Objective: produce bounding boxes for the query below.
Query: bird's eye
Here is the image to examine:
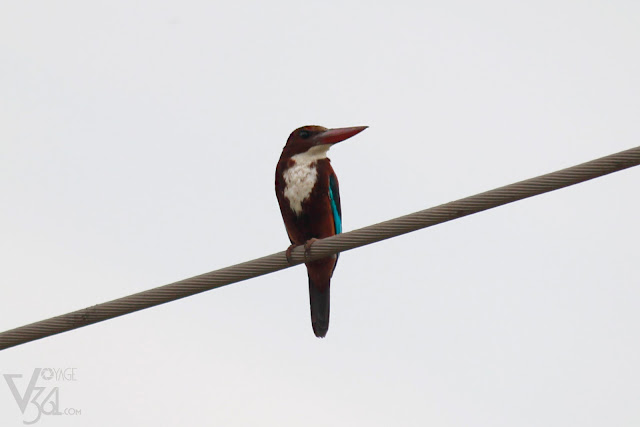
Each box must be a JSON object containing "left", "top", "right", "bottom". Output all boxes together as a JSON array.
[{"left": 299, "top": 130, "right": 311, "bottom": 139}]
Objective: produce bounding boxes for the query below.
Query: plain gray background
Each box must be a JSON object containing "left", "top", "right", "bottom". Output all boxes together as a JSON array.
[{"left": 1, "top": 1, "right": 639, "bottom": 425}]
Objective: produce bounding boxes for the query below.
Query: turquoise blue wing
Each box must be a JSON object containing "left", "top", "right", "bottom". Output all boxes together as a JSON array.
[{"left": 328, "top": 173, "right": 342, "bottom": 235}]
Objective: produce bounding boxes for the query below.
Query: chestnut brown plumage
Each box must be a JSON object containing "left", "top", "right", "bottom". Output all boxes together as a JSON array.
[{"left": 275, "top": 125, "right": 367, "bottom": 337}]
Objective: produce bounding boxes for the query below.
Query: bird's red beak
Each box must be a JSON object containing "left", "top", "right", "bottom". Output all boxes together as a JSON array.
[{"left": 315, "top": 126, "right": 368, "bottom": 146}]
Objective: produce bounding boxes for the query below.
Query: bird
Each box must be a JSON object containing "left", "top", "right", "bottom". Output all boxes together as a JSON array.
[{"left": 275, "top": 125, "right": 368, "bottom": 337}]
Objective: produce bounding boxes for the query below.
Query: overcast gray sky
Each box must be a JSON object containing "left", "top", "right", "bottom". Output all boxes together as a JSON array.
[{"left": 2, "top": 1, "right": 640, "bottom": 426}]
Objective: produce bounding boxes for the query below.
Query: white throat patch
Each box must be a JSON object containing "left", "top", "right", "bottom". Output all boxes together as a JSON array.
[{"left": 283, "top": 145, "right": 331, "bottom": 215}]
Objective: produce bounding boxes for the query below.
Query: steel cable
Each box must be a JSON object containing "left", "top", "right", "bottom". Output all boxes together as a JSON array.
[{"left": 1, "top": 145, "right": 639, "bottom": 351}]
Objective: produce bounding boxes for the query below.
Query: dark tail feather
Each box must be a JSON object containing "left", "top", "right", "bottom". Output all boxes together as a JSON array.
[{"left": 309, "top": 277, "right": 330, "bottom": 338}]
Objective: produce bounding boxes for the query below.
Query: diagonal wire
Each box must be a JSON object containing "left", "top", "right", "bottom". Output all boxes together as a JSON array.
[{"left": 1, "top": 146, "right": 639, "bottom": 351}]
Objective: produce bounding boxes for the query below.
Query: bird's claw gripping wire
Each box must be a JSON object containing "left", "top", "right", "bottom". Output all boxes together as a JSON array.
[
  {"left": 285, "top": 238, "right": 318, "bottom": 264},
  {"left": 303, "top": 238, "right": 318, "bottom": 262},
  {"left": 285, "top": 244, "right": 297, "bottom": 265}
]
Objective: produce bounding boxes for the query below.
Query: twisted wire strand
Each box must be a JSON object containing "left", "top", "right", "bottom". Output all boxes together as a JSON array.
[{"left": 1, "top": 146, "right": 638, "bottom": 351}]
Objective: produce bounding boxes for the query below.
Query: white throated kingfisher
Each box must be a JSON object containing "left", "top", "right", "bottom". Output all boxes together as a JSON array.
[{"left": 275, "top": 125, "right": 368, "bottom": 337}]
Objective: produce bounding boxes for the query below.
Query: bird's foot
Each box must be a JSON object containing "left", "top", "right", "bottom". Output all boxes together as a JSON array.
[
  {"left": 285, "top": 244, "right": 297, "bottom": 265},
  {"left": 303, "top": 238, "right": 318, "bottom": 262},
  {"left": 285, "top": 238, "right": 319, "bottom": 264}
]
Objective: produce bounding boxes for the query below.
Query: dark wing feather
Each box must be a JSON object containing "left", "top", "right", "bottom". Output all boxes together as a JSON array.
[{"left": 328, "top": 173, "right": 342, "bottom": 235}]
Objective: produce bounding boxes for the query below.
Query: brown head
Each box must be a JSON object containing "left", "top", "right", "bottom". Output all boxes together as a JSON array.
[{"left": 280, "top": 125, "right": 368, "bottom": 159}]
